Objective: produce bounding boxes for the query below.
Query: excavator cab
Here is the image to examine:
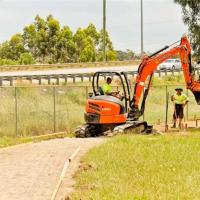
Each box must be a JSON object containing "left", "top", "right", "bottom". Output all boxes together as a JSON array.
[
  {"left": 87, "top": 71, "right": 131, "bottom": 123},
  {"left": 91, "top": 71, "right": 131, "bottom": 108},
  {"left": 75, "top": 71, "right": 132, "bottom": 137}
]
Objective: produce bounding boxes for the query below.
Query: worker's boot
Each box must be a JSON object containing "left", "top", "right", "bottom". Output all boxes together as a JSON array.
[
  {"left": 178, "top": 123, "right": 182, "bottom": 129},
  {"left": 171, "top": 123, "right": 176, "bottom": 128}
]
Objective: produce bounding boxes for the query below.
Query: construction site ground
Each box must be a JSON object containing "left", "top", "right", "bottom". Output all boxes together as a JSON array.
[{"left": 154, "top": 120, "right": 200, "bottom": 134}]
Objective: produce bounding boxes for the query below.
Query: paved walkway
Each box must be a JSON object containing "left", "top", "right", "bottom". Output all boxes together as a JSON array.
[{"left": 0, "top": 138, "right": 104, "bottom": 200}]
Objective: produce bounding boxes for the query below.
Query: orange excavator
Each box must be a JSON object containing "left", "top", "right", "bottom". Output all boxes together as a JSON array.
[{"left": 75, "top": 35, "right": 200, "bottom": 137}]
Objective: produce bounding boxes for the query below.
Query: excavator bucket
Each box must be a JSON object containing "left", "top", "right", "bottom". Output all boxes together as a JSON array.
[{"left": 192, "top": 91, "right": 200, "bottom": 105}]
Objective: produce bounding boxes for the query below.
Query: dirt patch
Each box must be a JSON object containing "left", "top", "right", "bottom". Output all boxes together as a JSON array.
[{"left": 154, "top": 120, "right": 200, "bottom": 135}]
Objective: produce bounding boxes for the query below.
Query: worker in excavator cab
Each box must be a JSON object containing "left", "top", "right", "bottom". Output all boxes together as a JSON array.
[
  {"left": 102, "top": 77, "right": 120, "bottom": 97},
  {"left": 171, "top": 88, "right": 189, "bottom": 128}
]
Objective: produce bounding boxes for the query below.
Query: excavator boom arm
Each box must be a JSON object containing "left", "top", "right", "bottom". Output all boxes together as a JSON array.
[{"left": 131, "top": 36, "right": 200, "bottom": 120}]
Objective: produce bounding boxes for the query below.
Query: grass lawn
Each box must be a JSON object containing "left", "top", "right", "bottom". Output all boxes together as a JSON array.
[{"left": 72, "top": 133, "right": 200, "bottom": 200}]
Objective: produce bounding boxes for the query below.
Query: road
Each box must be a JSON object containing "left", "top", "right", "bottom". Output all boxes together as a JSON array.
[
  {"left": 0, "top": 65, "right": 138, "bottom": 77},
  {"left": 0, "top": 138, "right": 105, "bottom": 200}
]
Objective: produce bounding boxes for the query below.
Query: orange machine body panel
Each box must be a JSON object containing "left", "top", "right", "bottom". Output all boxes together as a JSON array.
[{"left": 85, "top": 98, "right": 127, "bottom": 124}]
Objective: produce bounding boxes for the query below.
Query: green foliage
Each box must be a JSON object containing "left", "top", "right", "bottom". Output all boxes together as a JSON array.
[
  {"left": 0, "top": 59, "right": 18, "bottom": 65},
  {"left": 0, "top": 34, "right": 26, "bottom": 61},
  {"left": 174, "top": 0, "right": 200, "bottom": 60},
  {"left": 19, "top": 53, "right": 36, "bottom": 65},
  {"left": 97, "top": 29, "right": 117, "bottom": 61},
  {"left": 0, "top": 15, "right": 117, "bottom": 64},
  {"left": 106, "top": 50, "right": 117, "bottom": 61}
]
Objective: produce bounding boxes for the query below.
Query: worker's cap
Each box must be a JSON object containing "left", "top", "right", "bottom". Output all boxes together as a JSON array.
[{"left": 175, "top": 88, "right": 183, "bottom": 91}]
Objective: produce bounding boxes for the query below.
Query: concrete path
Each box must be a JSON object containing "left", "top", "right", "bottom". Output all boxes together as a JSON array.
[{"left": 0, "top": 138, "right": 105, "bottom": 200}]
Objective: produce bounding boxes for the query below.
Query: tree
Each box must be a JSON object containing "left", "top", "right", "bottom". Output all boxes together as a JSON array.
[
  {"left": 97, "top": 29, "right": 117, "bottom": 61},
  {"left": 56, "top": 26, "right": 76, "bottom": 63},
  {"left": 23, "top": 24, "right": 37, "bottom": 57},
  {"left": 79, "top": 37, "right": 96, "bottom": 62},
  {"left": 74, "top": 28, "right": 96, "bottom": 62},
  {"left": 0, "top": 34, "right": 26, "bottom": 61},
  {"left": 46, "top": 15, "right": 61, "bottom": 63},
  {"left": 174, "top": 0, "right": 200, "bottom": 60},
  {"left": 84, "top": 23, "right": 100, "bottom": 46}
]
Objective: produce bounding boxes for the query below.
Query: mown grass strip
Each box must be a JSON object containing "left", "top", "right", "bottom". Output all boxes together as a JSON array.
[{"left": 0, "top": 132, "right": 69, "bottom": 148}]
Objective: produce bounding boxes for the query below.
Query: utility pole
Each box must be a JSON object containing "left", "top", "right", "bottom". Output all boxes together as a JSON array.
[
  {"left": 103, "top": 0, "right": 106, "bottom": 61},
  {"left": 141, "top": 0, "right": 144, "bottom": 56}
]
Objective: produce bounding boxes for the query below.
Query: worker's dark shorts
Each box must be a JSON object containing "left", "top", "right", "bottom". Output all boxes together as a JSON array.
[{"left": 173, "top": 104, "right": 184, "bottom": 119}]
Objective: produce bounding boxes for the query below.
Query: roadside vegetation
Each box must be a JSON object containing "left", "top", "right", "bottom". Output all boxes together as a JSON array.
[{"left": 72, "top": 133, "right": 200, "bottom": 199}]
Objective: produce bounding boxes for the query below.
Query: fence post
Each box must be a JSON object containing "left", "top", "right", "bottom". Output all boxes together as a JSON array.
[
  {"left": 85, "top": 86, "right": 88, "bottom": 99},
  {"left": 165, "top": 86, "right": 169, "bottom": 132},
  {"left": 53, "top": 86, "right": 56, "bottom": 133},
  {"left": 14, "top": 87, "right": 18, "bottom": 136}
]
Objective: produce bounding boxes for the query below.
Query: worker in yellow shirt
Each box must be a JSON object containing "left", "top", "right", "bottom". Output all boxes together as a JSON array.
[
  {"left": 102, "top": 77, "right": 120, "bottom": 97},
  {"left": 171, "top": 88, "right": 189, "bottom": 128}
]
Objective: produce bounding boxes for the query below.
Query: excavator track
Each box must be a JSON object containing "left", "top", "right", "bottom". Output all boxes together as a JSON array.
[
  {"left": 113, "top": 121, "right": 153, "bottom": 134},
  {"left": 75, "top": 124, "right": 103, "bottom": 138},
  {"left": 75, "top": 121, "right": 153, "bottom": 138}
]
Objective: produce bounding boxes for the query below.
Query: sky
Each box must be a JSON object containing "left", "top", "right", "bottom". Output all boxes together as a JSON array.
[{"left": 0, "top": 0, "right": 187, "bottom": 53}]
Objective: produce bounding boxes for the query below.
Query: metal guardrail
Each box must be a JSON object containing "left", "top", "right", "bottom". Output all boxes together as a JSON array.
[{"left": 0, "top": 68, "right": 199, "bottom": 86}]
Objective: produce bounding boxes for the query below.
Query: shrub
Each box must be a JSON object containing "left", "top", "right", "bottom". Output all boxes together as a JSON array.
[{"left": 19, "top": 53, "right": 36, "bottom": 65}]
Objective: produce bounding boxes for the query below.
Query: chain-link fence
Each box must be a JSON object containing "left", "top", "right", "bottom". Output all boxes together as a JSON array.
[{"left": 0, "top": 85, "right": 199, "bottom": 137}]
